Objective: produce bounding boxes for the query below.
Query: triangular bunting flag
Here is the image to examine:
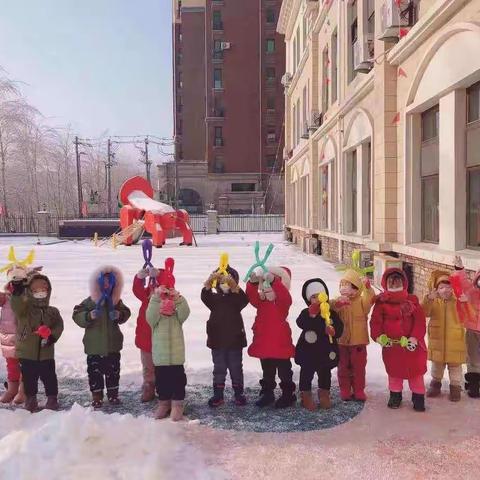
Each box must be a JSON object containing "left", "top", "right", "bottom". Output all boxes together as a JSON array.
[
  {"left": 392, "top": 112, "right": 400, "bottom": 124},
  {"left": 397, "top": 67, "right": 407, "bottom": 78}
]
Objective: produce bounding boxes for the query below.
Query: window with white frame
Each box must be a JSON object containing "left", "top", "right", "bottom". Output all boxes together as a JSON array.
[
  {"left": 346, "top": 149, "right": 358, "bottom": 233},
  {"left": 293, "top": 37, "right": 297, "bottom": 73},
  {"left": 467, "top": 82, "right": 480, "bottom": 249},
  {"left": 320, "top": 162, "right": 333, "bottom": 230},
  {"left": 300, "top": 174, "right": 309, "bottom": 228},
  {"left": 331, "top": 30, "right": 338, "bottom": 103},
  {"left": 322, "top": 46, "right": 329, "bottom": 113},
  {"left": 296, "top": 98, "right": 301, "bottom": 145},
  {"left": 365, "top": 141, "right": 372, "bottom": 236},
  {"left": 296, "top": 28, "right": 301, "bottom": 68},
  {"left": 421, "top": 105, "right": 439, "bottom": 243},
  {"left": 348, "top": 0, "right": 358, "bottom": 83},
  {"left": 292, "top": 103, "right": 296, "bottom": 148},
  {"left": 302, "top": 15, "right": 307, "bottom": 52},
  {"left": 302, "top": 86, "right": 307, "bottom": 137}
]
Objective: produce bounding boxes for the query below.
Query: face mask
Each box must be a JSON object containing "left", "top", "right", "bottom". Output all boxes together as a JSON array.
[
  {"left": 340, "top": 284, "right": 356, "bottom": 298},
  {"left": 33, "top": 291, "right": 48, "bottom": 299},
  {"left": 219, "top": 284, "right": 230, "bottom": 294},
  {"left": 437, "top": 284, "right": 453, "bottom": 300},
  {"left": 387, "top": 286, "right": 403, "bottom": 293}
]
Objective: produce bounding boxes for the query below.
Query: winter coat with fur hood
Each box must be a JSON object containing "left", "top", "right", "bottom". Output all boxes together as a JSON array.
[
  {"left": 332, "top": 269, "right": 375, "bottom": 346},
  {"left": 10, "top": 274, "right": 64, "bottom": 361},
  {"left": 0, "top": 292, "right": 17, "bottom": 358},
  {"left": 370, "top": 268, "right": 427, "bottom": 379},
  {"left": 73, "top": 266, "right": 131, "bottom": 356}
]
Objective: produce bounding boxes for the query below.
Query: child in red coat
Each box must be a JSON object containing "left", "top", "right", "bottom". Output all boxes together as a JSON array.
[
  {"left": 246, "top": 266, "right": 296, "bottom": 408},
  {"left": 132, "top": 265, "right": 164, "bottom": 402},
  {"left": 370, "top": 268, "right": 427, "bottom": 412}
]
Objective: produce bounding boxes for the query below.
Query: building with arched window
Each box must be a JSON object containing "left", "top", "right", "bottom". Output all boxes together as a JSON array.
[{"left": 279, "top": 0, "right": 480, "bottom": 296}]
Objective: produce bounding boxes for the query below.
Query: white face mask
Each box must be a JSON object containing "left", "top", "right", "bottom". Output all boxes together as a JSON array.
[
  {"left": 219, "top": 284, "right": 230, "bottom": 294},
  {"left": 387, "top": 286, "right": 403, "bottom": 293},
  {"left": 33, "top": 291, "right": 48, "bottom": 299}
]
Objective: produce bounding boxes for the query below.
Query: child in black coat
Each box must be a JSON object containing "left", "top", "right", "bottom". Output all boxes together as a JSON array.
[
  {"left": 201, "top": 265, "right": 249, "bottom": 407},
  {"left": 295, "top": 278, "right": 343, "bottom": 411}
]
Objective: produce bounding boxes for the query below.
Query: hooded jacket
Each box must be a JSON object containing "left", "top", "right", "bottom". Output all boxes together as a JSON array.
[
  {"left": 10, "top": 273, "right": 64, "bottom": 361},
  {"left": 422, "top": 270, "right": 466, "bottom": 364},
  {"left": 370, "top": 268, "right": 427, "bottom": 379},
  {"left": 246, "top": 268, "right": 295, "bottom": 360},
  {"left": 295, "top": 278, "right": 344, "bottom": 369},
  {"left": 0, "top": 291, "right": 17, "bottom": 358},
  {"left": 332, "top": 269, "right": 375, "bottom": 346},
  {"left": 72, "top": 266, "right": 131, "bottom": 356}
]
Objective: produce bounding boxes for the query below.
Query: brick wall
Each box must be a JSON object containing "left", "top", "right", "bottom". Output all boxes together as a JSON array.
[
  {"left": 341, "top": 241, "right": 364, "bottom": 264},
  {"left": 318, "top": 235, "right": 339, "bottom": 262}
]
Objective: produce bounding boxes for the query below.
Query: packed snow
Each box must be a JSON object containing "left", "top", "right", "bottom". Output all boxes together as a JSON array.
[{"left": 0, "top": 234, "right": 479, "bottom": 480}]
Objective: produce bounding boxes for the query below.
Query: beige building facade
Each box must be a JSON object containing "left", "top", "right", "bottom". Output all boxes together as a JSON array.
[{"left": 278, "top": 0, "right": 480, "bottom": 296}]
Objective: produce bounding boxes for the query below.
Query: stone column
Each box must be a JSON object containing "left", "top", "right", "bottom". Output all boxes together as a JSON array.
[
  {"left": 207, "top": 209, "right": 218, "bottom": 235},
  {"left": 37, "top": 210, "right": 51, "bottom": 237}
]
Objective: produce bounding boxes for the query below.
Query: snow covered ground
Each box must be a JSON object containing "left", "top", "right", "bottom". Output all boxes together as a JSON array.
[{"left": 0, "top": 233, "right": 479, "bottom": 480}]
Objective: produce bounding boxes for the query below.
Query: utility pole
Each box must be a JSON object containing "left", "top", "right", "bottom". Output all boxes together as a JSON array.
[
  {"left": 144, "top": 137, "right": 151, "bottom": 183},
  {"left": 106, "top": 138, "right": 113, "bottom": 216},
  {"left": 74, "top": 136, "right": 83, "bottom": 218}
]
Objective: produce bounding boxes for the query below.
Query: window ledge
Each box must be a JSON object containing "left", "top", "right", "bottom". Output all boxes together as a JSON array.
[
  {"left": 287, "top": 47, "right": 310, "bottom": 96},
  {"left": 391, "top": 242, "right": 480, "bottom": 271}
]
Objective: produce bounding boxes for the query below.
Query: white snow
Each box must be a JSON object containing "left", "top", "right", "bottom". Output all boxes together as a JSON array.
[
  {"left": 127, "top": 190, "right": 175, "bottom": 214},
  {"left": 0, "top": 233, "right": 479, "bottom": 480}
]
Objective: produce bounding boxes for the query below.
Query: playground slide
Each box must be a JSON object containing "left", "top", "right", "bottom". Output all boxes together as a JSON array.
[{"left": 127, "top": 190, "right": 175, "bottom": 215}]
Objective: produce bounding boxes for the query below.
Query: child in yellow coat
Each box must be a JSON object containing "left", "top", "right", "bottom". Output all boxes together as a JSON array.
[
  {"left": 422, "top": 270, "right": 466, "bottom": 402},
  {"left": 331, "top": 269, "right": 375, "bottom": 401}
]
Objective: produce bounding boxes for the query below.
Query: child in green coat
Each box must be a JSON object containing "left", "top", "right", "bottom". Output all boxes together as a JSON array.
[
  {"left": 73, "top": 266, "right": 131, "bottom": 408},
  {"left": 146, "top": 258, "right": 190, "bottom": 421},
  {"left": 11, "top": 273, "right": 64, "bottom": 413}
]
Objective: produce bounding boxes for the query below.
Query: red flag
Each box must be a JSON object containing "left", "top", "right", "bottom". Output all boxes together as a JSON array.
[
  {"left": 81, "top": 201, "right": 88, "bottom": 218},
  {"left": 325, "top": 77, "right": 331, "bottom": 84},
  {"left": 392, "top": 112, "right": 400, "bottom": 124},
  {"left": 0, "top": 204, "right": 4, "bottom": 217},
  {"left": 399, "top": 28, "right": 409, "bottom": 39},
  {"left": 394, "top": 0, "right": 402, "bottom": 7},
  {"left": 397, "top": 67, "right": 407, "bottom": 78}
]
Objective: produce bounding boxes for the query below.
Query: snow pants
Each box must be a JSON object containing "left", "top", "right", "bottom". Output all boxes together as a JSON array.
[
  {"left": 87, "top": 353, "right": 121, "bottom": 395},
  {"left": 19, "top": 358, "right": 58, "bottom": 396}
]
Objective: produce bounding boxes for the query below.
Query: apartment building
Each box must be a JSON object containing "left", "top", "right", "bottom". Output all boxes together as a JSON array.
[
  {"left": 170, "top": 0, "right": 286, "bottom": 214},
  {"left": 279, "top": 0, "right": 480, "bottom": 295}
]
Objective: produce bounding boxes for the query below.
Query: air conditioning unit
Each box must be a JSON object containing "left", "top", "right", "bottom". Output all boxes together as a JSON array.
[
  {"left": 373, "top": 254, "right": 403, "bottom": 289},
  {"left": 379, "top": 0, "right": 412, "bottom": 41},
  {"left": 220, "top": 42, "right": 231, "bottom": 50},
  {"left": 308, "top": 110, "right": 322, "bottom": 133},
  {"left": 281, "top": 72, "right": 293, "bottom": 87},
  {"left": 306, "top": 237, "right": 320, "bottom": 255},
  {"left": 354, "top": 33, "right": 374, "bottom": 74}
]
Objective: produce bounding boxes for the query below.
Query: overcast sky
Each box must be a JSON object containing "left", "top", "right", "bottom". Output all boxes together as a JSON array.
[{"left": 0, "top": 0, "right": 173, "bottom": 140}]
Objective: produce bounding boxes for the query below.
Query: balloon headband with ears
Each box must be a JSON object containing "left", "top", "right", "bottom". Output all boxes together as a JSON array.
[
  {"left": 244, "top": 241, "right": 274, "bottom": 289},
  {"left": 335, "top": 249, "right": 374, "bottom": 277},
  {"left": 0, "top": 247, "right": 35, "bottom": 274},
  {"left": 159, "top": 258, "right": 175, "bottom": 289},
  {"left": 212, "top": 252, "right": 229, "bottom": 289}
]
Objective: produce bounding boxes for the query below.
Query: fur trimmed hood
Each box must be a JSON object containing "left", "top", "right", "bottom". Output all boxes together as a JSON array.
[
  {"left": 89, "top": 265, "right": 124, "bottom": 305},
  {"left": 267, "top": 266, "right": 291, "bottom": 291}
]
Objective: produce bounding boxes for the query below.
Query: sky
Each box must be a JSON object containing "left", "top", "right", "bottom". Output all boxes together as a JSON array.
[{"left": 0, "top": 0, "right": 173, "bottom": 141}]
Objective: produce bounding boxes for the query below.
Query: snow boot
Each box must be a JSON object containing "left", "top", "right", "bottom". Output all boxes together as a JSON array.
[
  {"left": 412, "top": 393, "right": 426, "bottom": 412},
  {"left": 91, "top": 391, "right": 104, "bottom": 409},
  {"left": 0, "top": 381, "right": 19, "bottom": 403},
  {"left": 155, "top": 400, "right": 171, "bottom": 419},
  {"left": 107, "top": 389, "right": 121, "bottom": 405},
  {"left": 426, "top": 380, "right": 442, "bottom": 398},
  {"left": 353, "top": 388, "right": 367, "bottom": 402},
  {"left": 24, "top": 395, "right": 39, "bottom": 413},
  {"left": 233, "top": 384, "right": 247, "bottom": 406},
  {"left": 275, "top": 381, "right": 296, "bottom": 409},
  {"left": 255, "top": 390, "right": 275, "bottom": 408},
  {"left": 45, "top": 395, "right": 59, "bottom": 411},
  {"left": 208, "top": 384, "right": 225, "bottom": 408},
  {"left": 449, "top": 384, "right": 461, "bottom": 402},
  {"left": 300, "top": 391, "right": 316, "bottom": 411},
  {"left": 13, "top": 381, "right": 26, "bottom": 405},
  {"left": 387, "top": 391, "right": 402, "bottom": 409},
  {"left": 170, "top": 400, "right": 184, "bottom": 422},
  {"left": 318, "top": 389, "right": 331, "bottom": 410},
  {"left": 465, "top": 372, "right": 480, "bottom": 398},
  {"left": 141, "top": 382, "right": 156, "bottom": 403}
]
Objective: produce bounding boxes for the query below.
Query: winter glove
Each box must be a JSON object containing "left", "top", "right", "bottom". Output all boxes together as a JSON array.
[
  {"left": 109, "top": 310, "right": 120, "bottom": 322},
  {"left": 249, "top": 272, "right": 260, "bottom": 284},
  {"left": 363, "top": 277, "right": 371, "bottom": 290},
  {"left": 264, "top": 272, "right": 274, "bottom": 285},
  {"left": 137, "top": 268, "right": 149, "bottom": 280},
  {"left": 308, "top": 303, "right": 320, "bottom": 317},
  {"left": 160, "top": 298, "right": 175, "bottom": 316},
  {"left": 41, "top": 335, "right": 56, "bottom": 348},
  {"left": 226, "top": 275, "right": 239, "bottom": 292},
  {"left": 454, "top": 255, "right": 464, "bottom": 270},
  {"left": 204, "top": 273, "right": 217, "bottom": 290},
  {"left": 10, "top": 281, "right": 25, "bottom": 296},
  {"left": 90, "top": 310, "right": 97, "bottom": 320},
  {"left": 427, "top": 290, "right": 438, "bottom": 301},
  {"left": 458, "top": 294, "right": 469, "bottom": 303},
  {"left": 334, "top": 296, "right": 351, "bottom": 309},
  {"left": 148, "top": 267, "right": 160, "bottom": 279},
  {"left": 325, "top": 326, "right": 336, "bottom": 337},
  {"left": 406, "top": 337, "right": 418, "bottom": 352},
  {"left": 376, "top": 334, "right": 392, "bottom": 348}
]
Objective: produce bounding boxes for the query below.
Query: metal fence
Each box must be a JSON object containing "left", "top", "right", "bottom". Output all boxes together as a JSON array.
[{"left": 0, "top": 214, "right": 285, "bottom": 235}]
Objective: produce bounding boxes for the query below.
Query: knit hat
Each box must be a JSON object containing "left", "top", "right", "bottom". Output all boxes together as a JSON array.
[
  {"left": 427, "top": 270, "right": 451, "bottom": 290},
  {"left": 302, "top": 278, "right": 329, "bottom": 304},
  {"left": 341, "top": 269, "right": 363, "bottom": 290},
  {"left": 159, "top": 258, "right": 175, "bottom": 288},
  {"left": 268, "top": 266, "right": 291, "bottom": 290}
]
